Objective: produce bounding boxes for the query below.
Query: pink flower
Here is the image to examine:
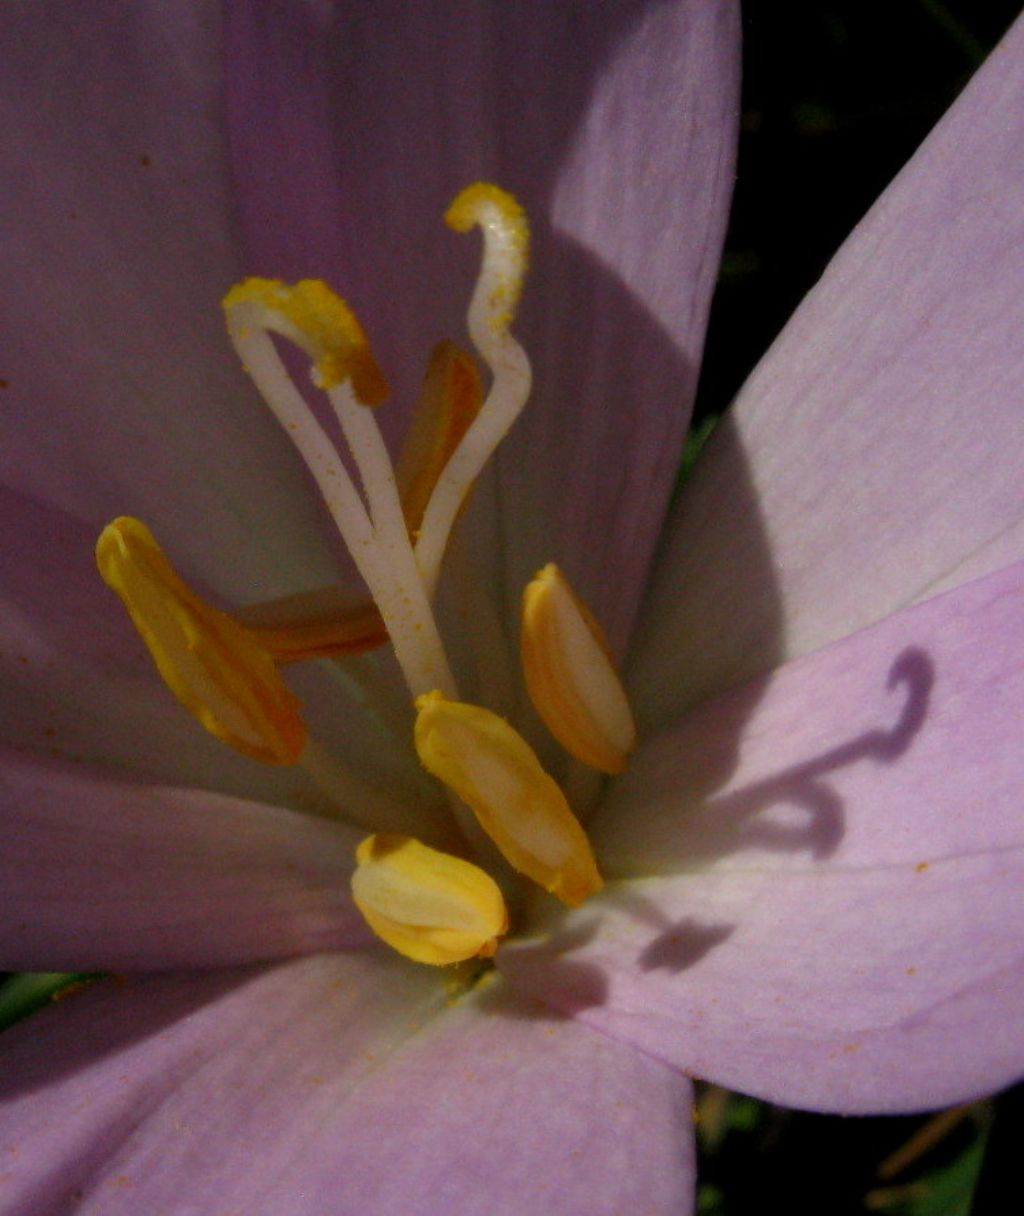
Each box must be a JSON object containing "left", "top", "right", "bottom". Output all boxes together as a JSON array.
[{"left": 1, "top": 3, "right": 1022, "bottom": 1213}]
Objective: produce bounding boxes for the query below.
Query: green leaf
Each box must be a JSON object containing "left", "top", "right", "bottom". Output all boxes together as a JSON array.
[
  {"left": 0, "top": 971, "right": 99, "bottom": 1031},
  {"left": 868, "top": 1121, "right": 990, "bottom": 1216}
]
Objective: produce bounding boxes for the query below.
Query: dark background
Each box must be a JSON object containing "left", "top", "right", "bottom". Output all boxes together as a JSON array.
[{"left": 697, "top": 0, "right": 1021, "bottom": 422}]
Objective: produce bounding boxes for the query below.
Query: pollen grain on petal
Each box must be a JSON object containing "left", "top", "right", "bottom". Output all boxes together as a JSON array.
[
  {"left": 521, "top": 563, "right": 637, "bottom": 774},
  {"left": 413, "top": 691, "right": 602, "bottom": 908},
  {"left": 351, "top": 833, "right": 508, "bottom": 965},
  {"left": 95, "top": 516, "right": 306, "bottom": 764},
  {"left": 222, "top": 276, "right": 389, "bottom": 403}
]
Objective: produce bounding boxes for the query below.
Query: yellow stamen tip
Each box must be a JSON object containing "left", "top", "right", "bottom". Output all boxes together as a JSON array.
[
  {"left": 444, "top": 182, "right": 529, "bottom": 333},
  {"left": 444, "top": 182, "right": 527, "bottom": 237},
  {"left": 413, "top": 691, "right": 603, "bottom": 908},
  {"left": 351, "top": 833, "right": 508, "bottom": 965},
  {"left": 95, "top": 517, "right": 306, "bottom": 765},
  {"left": 521, "top": 563, "right": 637, "bottom": 774},
  {"left": 222, "top": 276, "right": 389, "bottom": 403}
]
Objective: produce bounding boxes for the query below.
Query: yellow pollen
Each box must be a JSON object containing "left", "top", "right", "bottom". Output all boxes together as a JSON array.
[
  {"left": 444, "top": 182, "right": 529, "bottom": 334},
  {"left": 351, "top": 833, "right": 508, "bottom": 965},
  {"left": 413, "top": 691, "right": 603, "bottom": 908},
  {"left": 521, "top": 564, "right": 637, "bottom": 774},
  {"left": 95, "top": 517, "right": 306, "bottom": 764},
  {"left": 222, "top": 277, "right": 389, "bottom": 403},
  {"left": 395, "top": 340, "right": 484, "bottom": 538}
]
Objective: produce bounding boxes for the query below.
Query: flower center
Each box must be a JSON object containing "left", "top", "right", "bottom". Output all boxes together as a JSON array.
[{"left": 96, "top": 184, "right": 637, "bottom": 966}]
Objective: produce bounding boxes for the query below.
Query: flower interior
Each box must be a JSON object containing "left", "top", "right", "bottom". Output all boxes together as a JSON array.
[{"left": 96, "top": 183, "right": 637, "bottom": 966}]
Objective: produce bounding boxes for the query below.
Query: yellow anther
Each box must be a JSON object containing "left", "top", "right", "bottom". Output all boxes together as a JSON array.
[
  {"left": 222, "top": 277, "right": 389, "bottom": 403},
  {"left": 413, "top": 691, "right": 603, "bottom": 908},
  {"left": 234, "top": 587, "right": 388, "bottom": 663},
  {"left": 521, "top": 564, "right": 637, "bottom": 774},
  {"left": 95, "top": 517, "right": 306, "bottom": 764},
  {"left": 444, "top": 183, "right": 529, "bottom": 334},
  {"left": 351, "top": 833, "right": 508, "bottom": 965},
  {"left": 396, "top": 340, "right": 484, "bottom": 538}
]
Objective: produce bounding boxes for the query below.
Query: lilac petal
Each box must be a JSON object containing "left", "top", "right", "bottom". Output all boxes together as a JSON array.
[
  {"left": 0, "top": 2, "right": 338, "bottom": 599},
  {"left": 225, "top": 0, "right": 740, "bottom": 651},
  {"left": 0, "top": 749, "right": 369, "bottom": 971},
  {"left": 500, "top": 560, "right": 1024, "bottom": 1112},
  {"left": 0, "top": 954, "right": 695, "bottom": 1215},
  {"left": 632, "top": 14, "right": 1024, "bottom": 724}
]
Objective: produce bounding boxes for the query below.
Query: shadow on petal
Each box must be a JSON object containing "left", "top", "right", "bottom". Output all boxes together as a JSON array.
[
  {"left": 595, "top": 886, "right": 735, "bottom": 976},
  {"left": 489, "top": 920, "right": 610, "bottom": 1016},
  {"left": 637, "top": 920, "right": 734, "bottom": 975},
  {"left": 599, "top": 644, "right": 934, "bottom": 878},
  {"left": 0, "top": 966, "right": 265, "bottom": 1100}
]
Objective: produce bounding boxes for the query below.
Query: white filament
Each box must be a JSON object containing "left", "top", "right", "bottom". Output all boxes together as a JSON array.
[
  {"left": 415, "top": 204, "right": 533, "bottom": 597},
  {"left": 225, "top": 308, "right": 456, "bottom": 699}
]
